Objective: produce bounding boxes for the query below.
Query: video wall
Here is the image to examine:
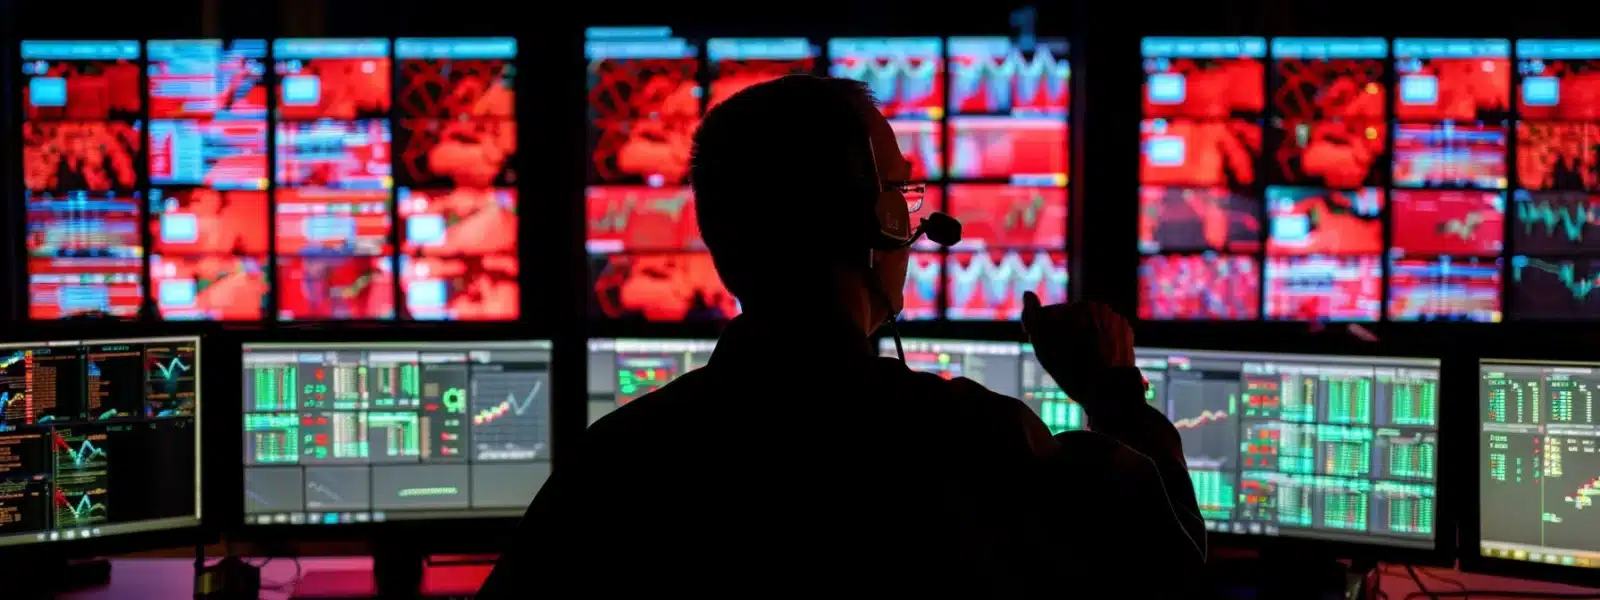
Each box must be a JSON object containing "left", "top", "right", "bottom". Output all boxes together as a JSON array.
[
  {"left": 583, "top": 27, "right": 1071, "bottom": 322},
  {"left": 21, "top": 38, "right": 519, "bottom": 321},
  {"left": 1138, "top": 37, "right": 1600, "bottom": 322}
]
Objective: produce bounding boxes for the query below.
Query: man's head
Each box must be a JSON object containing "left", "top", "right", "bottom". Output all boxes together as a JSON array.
[{"left": 690, "top": 75, "right": 914, "bottom": 333}]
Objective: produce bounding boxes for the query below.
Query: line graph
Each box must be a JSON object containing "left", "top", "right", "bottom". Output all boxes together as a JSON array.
[
  {"left": 151, "top": 357, "right": 190, "bottom": 379},
  {"left": 53, "top": 430, "right": 108, "bottom": 470},
  {"left": 1169, "top": 379, "right": 1239, "bottom": 470},
  {"left": 1514, "top": 191, "right": 1600, "bottom": 253},
  {"left": 305, "top": 466, "right": 369, "bottom": 510},
  {"left": 950, "top": 43, "right": 1069, "bottom": 113},
  {"left": 946, "top": 250, "right": 1069, "bottom": 319},
  {"left": 585, "top": 187, "right": 697, "bottom": 253},
  {"left": 1511, "top": 256, "right": 1600, "bottom": 319},
  {"left": 1173, "top": 409, "right": 1229, "bottom": 429},
  {"left": 471, "top": 371, "right": 549, "bottom": 461},
  {"left": 54, "top": 488, "right": 109, "bottom": 527},
  {"left": 144, "top": 343, "right": 197, "bottom": 417}
]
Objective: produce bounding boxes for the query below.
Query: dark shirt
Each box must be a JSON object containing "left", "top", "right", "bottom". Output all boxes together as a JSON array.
[{"left": 479, "top": 314, "right": 1205, "bottom": 597}]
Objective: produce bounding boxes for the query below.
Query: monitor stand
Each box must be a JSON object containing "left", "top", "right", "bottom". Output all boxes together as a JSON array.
[{"left": 291, "top": 548, "right": 487, "bottom": 599}]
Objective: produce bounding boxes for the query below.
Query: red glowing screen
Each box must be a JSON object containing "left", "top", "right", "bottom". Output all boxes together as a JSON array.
[
  {"left": 22, "top": 59, "right": 142, "bottom": 121},
  {"left": 1143, "top": 57, "right": 1265, "bottom": 119},
  {"left": 585, "top": 186, "right": 700, "bottom": 254},
  {"left": 276, "top": 256, "right": 394, "bottom": 321},
  {"left": 1138, "top": 254, "right": 1260, "bottom": 320},
  {"left": 1388, "top": 257, "right": 1502, "bottom": 322},
  {"left": 395, "top": 119, "right": 515, "bottom": 189},
  {"left": 1392, "top": 122, "right": 1508, "bottom": 189},
  {"left": 275, "top": 57, "right": 392, "bottom": 120},
  {"left": 945, "top": 250, "right": 1068, "bottom": 320},
  {"left": 1519, "top": 58, "right": 1600, "bottom": 120},
  {"left": 1264, "top": 255, "right": 1382, "bottom": 321},
  {"left": 1268, "top": 120, "right": 1385, "bottom": 188},
  {"left": 149, "top": 188, "right": 270, "bottom": 255},
  {"left": 706, "top": 38, "right": 816, "bottom": 110},
  {"left": 589, "top": 253, "right": 739, "bottom": 322},
  {"left": 1139, "top": 186, "right": 1262, "bottom": 254},
  {"left": 1265, "top": 187, "right": 1384, "bottom": 255},
  {"left": 948, "top": 117, "right": 1066, "bottom": 180},
  {"left": 1394, "top": 58, "right": 1511, "bottom": 122},
  {"left": 828, "top": 38, "right": 944, "bottom": 119},
  {"left": 947, "top": 185, "right": 1066, "bottom": 249},
  {"left": 1140, "top": 119, "right": 1261, "bottom": 188},
  {"left": 902, "top": 252, "right": 941, "bottom": 321},
  {"left": 23, "top": 121, "right": 141, "bottom": 192},
  {"left": 586, "top": 39, "right": 700, "bottom": 186},
  {"left": 273, "top": 188, "right": 392, "bottom": 256},
  {"left": 1271, "top": 58, "right": 1386, "bottom": 120},
  {"left": 28, "top": 257, "right": 144, "bottom": 319},
  {"left": 150, "top": 255, "right": 270, "bottom": 320},
  {"left": 1391, "top": 190, "right": 1505, "bottom": 256},
  {"left": 400, "top": 256, "right": 519, "bottom": 321},
  {"left": 397, "top": 57, "right": 514, "bottom": 119},
  {"left": 398, "top": 188, "right": 517, "bottom": 256},
  {"left": 1517, "top": 121, "right": 1600, "bottom": 192}
]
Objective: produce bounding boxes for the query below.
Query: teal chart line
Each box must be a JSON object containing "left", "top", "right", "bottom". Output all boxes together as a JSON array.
[
  {"left": 1517, "top": 198, "right": 1600, "bottom": 242},
  {"left": 60, "top": 438, "right": 107, "bottom": 467},
  {"left": 1512, "top": 257, "right": 1600, "bottom": 299},
  {"left": 59, "top": 492, "right": 107, "bottom": 520},
  {"left": 151, "top": 357, "right": 191, "bottom": 379},
  {"left": 0, "top": 351, "right": 22, "bottom": 370}
]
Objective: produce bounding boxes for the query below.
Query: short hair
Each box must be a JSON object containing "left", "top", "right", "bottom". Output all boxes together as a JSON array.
[{"left": 690, "top": 75, "right": 879, "bottom": 307}]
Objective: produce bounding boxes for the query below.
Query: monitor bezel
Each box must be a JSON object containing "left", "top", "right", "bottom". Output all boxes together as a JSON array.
[
  {"left": 1461, "top": 355, "right": 1600, "bottom": 588},
  {"left": 225, "top": 329, "right": 555, "bottom": 550},
  {"left": 0, "top": 333, "right": 209, "bottom": 561}
]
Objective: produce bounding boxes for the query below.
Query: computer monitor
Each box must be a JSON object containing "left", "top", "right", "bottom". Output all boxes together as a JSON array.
[
  {"left": 1474, "top": 358, "right": 1600, "bottom": 580},
  {"left": 887, "top": 338, "right": 1443, "bottom": 556},
  {"left": 0, "top": 336, "right": 202, "bottom": 553},
  {"left": 586, "top": 339, "right": 716, "bottom": 424},
  {"left": 240, "top": 340, "right": 550, "bottom": 527},
  {"left": 881, "top": 338, "right": 1090, "bottom": 434},
  {"left": 1137, "top": 347, "right": 1440, "bottom": 555}
]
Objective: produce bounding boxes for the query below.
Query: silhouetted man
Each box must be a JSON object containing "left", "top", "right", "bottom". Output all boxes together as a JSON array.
[{"left": 480, "top": 75, "right": 1204, "bottom": 597}]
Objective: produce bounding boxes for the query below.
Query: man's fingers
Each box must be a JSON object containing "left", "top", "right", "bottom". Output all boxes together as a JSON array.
[{"left": 1021, "top": 291, "right": 1041, "bottom": 335}]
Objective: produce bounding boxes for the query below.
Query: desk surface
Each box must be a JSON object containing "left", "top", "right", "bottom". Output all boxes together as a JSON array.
[
  {"left": 62, "top": 557, "right": 491, "bottom": 600},
  {"left": 57, "top": 557, "right": 1600, "bottom": 599}
]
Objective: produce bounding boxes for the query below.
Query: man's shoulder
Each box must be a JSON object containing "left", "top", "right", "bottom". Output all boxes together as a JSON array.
[
  {"left": 872, "top": 357, "right": 1056, "bottom": 455},
  {"left": 588, "top": 368, "right": 715, "bottom": 436}
]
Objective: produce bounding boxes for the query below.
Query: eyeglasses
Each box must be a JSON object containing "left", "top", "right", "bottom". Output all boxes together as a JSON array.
[{"left": 890, "top": 181, "right": 927, "bottom": 214}]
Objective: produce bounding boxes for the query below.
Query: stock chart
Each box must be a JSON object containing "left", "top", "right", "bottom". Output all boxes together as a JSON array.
[
  {"left": 884, "top": 338, "right": 1439, "bottom": 549},
  {"left": 586, "top": 339, "right": 716, "bottom": 424},
  {"left": 581, "top": 28, "right": 1071, "bottom": 322},
  {"left": 1480, "top": 360, "right": 1600, "bottom": 568},
  {"left": 1142, "top": 347, "right": 1440, "bottom": 547},
  {"left": 19, "top": 37, "right": 519, "bottom": 322},
  {"left": 242, "top": 341, "right": 551, "bottom": 525},
  {"left": 0, "top": 337, "right": 199, "bottom": 548},
  {"left": 1134, "top": 36, "right": 1600, "bottom": 322}
]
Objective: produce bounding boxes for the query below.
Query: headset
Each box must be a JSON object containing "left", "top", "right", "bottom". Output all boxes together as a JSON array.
[
  {"left": 854, "top": 134, "right": 962, "bottom": 362},
  {"left": 850, "top": 119, "right": 1206, "bottom": 565}
]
